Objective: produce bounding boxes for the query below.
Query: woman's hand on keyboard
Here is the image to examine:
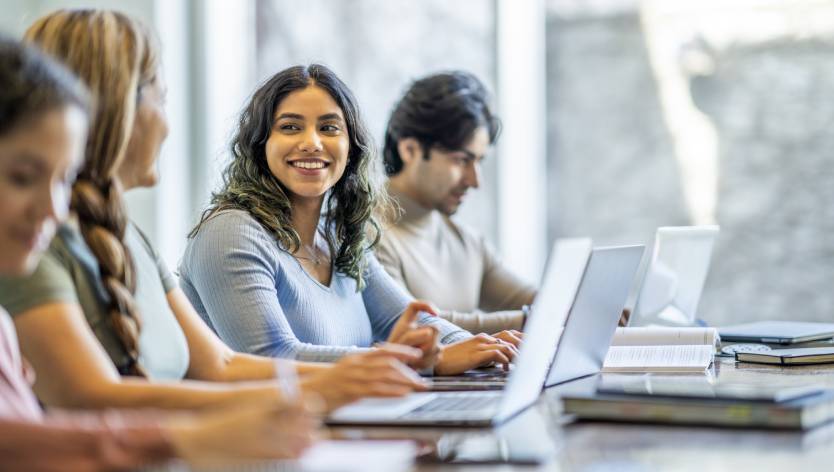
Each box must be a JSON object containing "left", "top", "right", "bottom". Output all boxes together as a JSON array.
[
  {"left": 492, "top": 330, "right": 523, "bottom": 349},
  {"left": 434, "top": 333, "right": 519, "bottom": 375},
  {"left": 300, "top": 345, "right": 428, "bottom": 411}
]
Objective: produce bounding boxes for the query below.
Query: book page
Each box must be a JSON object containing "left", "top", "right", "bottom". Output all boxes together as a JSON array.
[
  {"left": 611, "top": 327, "right": 718, "bottom": 347},
  {"left": 603, "top": 344, "right": 714, "bottom": 372}
]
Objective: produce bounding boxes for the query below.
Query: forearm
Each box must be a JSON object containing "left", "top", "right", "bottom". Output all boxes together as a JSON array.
[
  {"left": 192, "top": 349, "right": 278, "bottom": 382},
  {"left": 293, "top": 344, "right": 373, "bottom": 363},
  {"left": 0, "top": 416, "right": 175, "bottom": 472},
  {"left": 438, "top": 309, "right": 525, "bottom": 334},
  {"left": 217, "top": 354, "right": 336, "bottom": 379},
  {"left": 48, "top": 377, "right": 284, "bottom": 412},
  {"left": 197, "top": 350, "right": 333, "bottom": 382},
  {"left": 480, "top": 243, "right": 537, "bottom": 312},
  {"left": 480, "top": 274, "right": 537, "bottom": 313},
  {"left": 416, "top": 312, "right": 471, "bottom": 344}
]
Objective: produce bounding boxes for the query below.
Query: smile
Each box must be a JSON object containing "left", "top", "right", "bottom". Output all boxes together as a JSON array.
[{"left": 289, "top": 159, "right": 330, "bottom": 170}]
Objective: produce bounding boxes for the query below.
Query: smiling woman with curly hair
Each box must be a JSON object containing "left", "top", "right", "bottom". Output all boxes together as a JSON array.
[
  {"left": 191, "top": 64, "right": 383, "bottom": 290},
  {"left": 181, "top": 64, "right": 520, "bottom": 375}
]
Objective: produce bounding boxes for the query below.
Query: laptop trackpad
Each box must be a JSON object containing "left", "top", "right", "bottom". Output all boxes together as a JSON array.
[{"left": 329, "top": 393, "right": 437, "bottom": 421}]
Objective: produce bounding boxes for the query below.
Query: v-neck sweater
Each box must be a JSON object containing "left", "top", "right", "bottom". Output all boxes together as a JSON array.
[{"left": 179, "top": 209, "right": 470, "bottom": 362}]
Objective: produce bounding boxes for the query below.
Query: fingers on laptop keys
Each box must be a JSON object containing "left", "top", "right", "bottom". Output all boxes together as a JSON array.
[
  {"left": 362, "top": 349, "right": 429, "bottom": 396},
  {"left": 300, "top": 349, "right": 425, "bottom": 411},
  {"left": 492, "top": 329, "right": 524, "bottom": 348},
  {"left": 475, "top": 333, "right": 518, "bottom": 371}
]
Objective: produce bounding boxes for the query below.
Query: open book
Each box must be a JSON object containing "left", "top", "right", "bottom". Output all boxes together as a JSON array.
[{"left": 602, "top": 327, "right": 718, "bottom": 372}]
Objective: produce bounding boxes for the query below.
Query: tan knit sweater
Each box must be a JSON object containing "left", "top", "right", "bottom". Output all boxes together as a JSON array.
[{"left": 376, "top": 191, "right": 536, "bottom": 334}]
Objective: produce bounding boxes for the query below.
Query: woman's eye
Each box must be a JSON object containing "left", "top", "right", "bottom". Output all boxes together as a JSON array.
[
  {"left": 321, "top": 124, "right": 340, "bottom": 133},
  {"left": 280, "top": 123, "right": 301, "bottom": 132}
]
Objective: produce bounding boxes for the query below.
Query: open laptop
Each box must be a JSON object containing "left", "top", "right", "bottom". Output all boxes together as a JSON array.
[
  {"left": 545, "top": 244, "right": 644, "bottom": 387},
  {"left": 326, "top": 239, "right": 592, "bottom": 426},
  {"left": 429, "top": 243, "right": 644, "bottom": 392},
  {"left": 630, "top": 225, "right": 719, "bottom": 327}
]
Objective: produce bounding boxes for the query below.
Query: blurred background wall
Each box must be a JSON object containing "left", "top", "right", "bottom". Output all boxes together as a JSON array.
[{"left": 2, "top": 0, "right": 833, "bottom": 325}]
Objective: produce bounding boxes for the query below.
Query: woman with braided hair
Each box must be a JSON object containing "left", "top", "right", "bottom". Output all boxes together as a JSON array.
[
  {"left": 0, "top": 9, "right": 433, "bottom": 412},
  {"left": 0, "top": 34, "right": 315, "bottom": 470}
]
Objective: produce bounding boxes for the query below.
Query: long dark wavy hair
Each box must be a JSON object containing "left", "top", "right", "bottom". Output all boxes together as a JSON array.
[{"left": 190, "top": 64, "right": 385, "bottom": 289}]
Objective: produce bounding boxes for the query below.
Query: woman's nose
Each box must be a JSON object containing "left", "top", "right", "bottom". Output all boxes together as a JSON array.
[{"left": 298, "top": 129, "right": 323, "bottom": 153}]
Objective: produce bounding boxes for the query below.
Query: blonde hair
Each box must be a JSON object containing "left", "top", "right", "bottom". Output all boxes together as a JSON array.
[{"left": 25, "top": 10, "right": 160, "bottom": 377}]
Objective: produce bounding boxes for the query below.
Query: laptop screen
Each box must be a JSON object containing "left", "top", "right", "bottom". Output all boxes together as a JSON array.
[
  {"left": 546, "top": 245, "right": 644, "bottom": 387},
  {"left": 494, "top": 239, "right": 592, "bottom": 423},
  {"left": 631, "top": 226, "right": 719, "bottom": 327}
]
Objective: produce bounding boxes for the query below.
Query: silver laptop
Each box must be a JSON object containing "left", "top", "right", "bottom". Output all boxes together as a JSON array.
[
  {"left": 630, "top": 225, "right": 719, "bottom": 327},
  {"left": 326, "top": 239, "right": 593, "bottom": 427},
  {"left": 430, "top": 243, "right": 644, "bottom": 392},
  {"left": 545, "top": 244, "right": 644, "bottom": 387}
]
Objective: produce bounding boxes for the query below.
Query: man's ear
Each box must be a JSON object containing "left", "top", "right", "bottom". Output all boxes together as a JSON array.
[{"left": 397, "top": 137, "right": 423, "bottom": 167}]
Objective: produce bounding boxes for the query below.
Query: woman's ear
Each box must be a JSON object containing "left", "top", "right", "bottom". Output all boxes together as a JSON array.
[{"left": 396, "top": 137, "right": 423, "bottom": 167}]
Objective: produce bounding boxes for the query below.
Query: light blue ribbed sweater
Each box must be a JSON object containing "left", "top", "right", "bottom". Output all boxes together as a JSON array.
[{"left": 178, "top": 209, "right": 470, "bottom": 362}]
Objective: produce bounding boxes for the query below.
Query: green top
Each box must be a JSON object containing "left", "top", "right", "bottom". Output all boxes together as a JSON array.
[{"left": 0, "top": 222, "right": 190, "bottom": 380}]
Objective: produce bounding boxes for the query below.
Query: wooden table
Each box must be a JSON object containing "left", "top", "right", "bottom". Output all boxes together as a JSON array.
[{"left": 326, "top": 357, "right": 834, "bottom": 471}]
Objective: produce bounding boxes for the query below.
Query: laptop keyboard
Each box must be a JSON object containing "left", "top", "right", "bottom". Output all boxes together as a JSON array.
[{"left": 401, "top": 392, "right": 500, "bottom": 420}]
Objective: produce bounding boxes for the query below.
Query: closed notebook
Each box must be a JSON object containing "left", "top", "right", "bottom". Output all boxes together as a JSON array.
[
  {"left": 719, "top": 321, "right": 834, "bottom": 345},
  {"left": 736, "top": 347, "right": 834, "bottom": 365},
  {"left": 595, "top": 376, "right": 822, "bottom": 403},
  {"left": 562, "top": 388, "right": 834, "bottom": 430}
]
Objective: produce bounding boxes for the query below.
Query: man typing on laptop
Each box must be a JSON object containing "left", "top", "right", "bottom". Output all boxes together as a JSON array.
[{"left": 378, "top": 71, "right": 535, "bottom": 338}]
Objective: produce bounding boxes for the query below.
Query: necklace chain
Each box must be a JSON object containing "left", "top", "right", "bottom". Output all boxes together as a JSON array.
[{"left": 294, "top": 242, "right": 326, "bottom": 266}]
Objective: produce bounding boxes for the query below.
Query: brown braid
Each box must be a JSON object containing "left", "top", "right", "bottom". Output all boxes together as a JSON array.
[
  {"left": 71, "top": 177, "right": 146, "bottom": 376},
  {"left": 24, "top": 10, "right": 159, "bottom": 377}
]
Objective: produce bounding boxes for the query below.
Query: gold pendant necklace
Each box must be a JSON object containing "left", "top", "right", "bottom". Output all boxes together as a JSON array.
[
  {"left": 294, "top": 239, "right": 326, "bottom": 266},
  {"left": 300, "top": 243, "right": 324, "bottom": 266}
]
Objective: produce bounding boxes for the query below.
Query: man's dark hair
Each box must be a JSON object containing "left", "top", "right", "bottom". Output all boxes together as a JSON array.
[{"left": 383, "top": 71, "right": 500, "bottom": 176}]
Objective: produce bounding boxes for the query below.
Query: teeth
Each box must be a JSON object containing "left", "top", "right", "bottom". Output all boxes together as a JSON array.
[{"left": 292, "top": 161, "right": 326, "bottom": 169}]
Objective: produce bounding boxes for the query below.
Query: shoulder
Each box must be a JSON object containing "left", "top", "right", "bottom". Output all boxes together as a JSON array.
[
  {"left": 362, "top": 249, "right": 401, "bottom": 285},
  {"left": 197, "top": 208, "right": 267, "bottom": 233},
  {"left": 184, "top": 209, "right": 283, "bottom": 267},
  {"left": 34, "top": 226, "right": 84, "bottom": 277},
  {"left": 126, "top": 222, "right": 160, "bottom": 259},
  {"left": 0, "top": 236, "right": 79, "bottom": 316}
]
